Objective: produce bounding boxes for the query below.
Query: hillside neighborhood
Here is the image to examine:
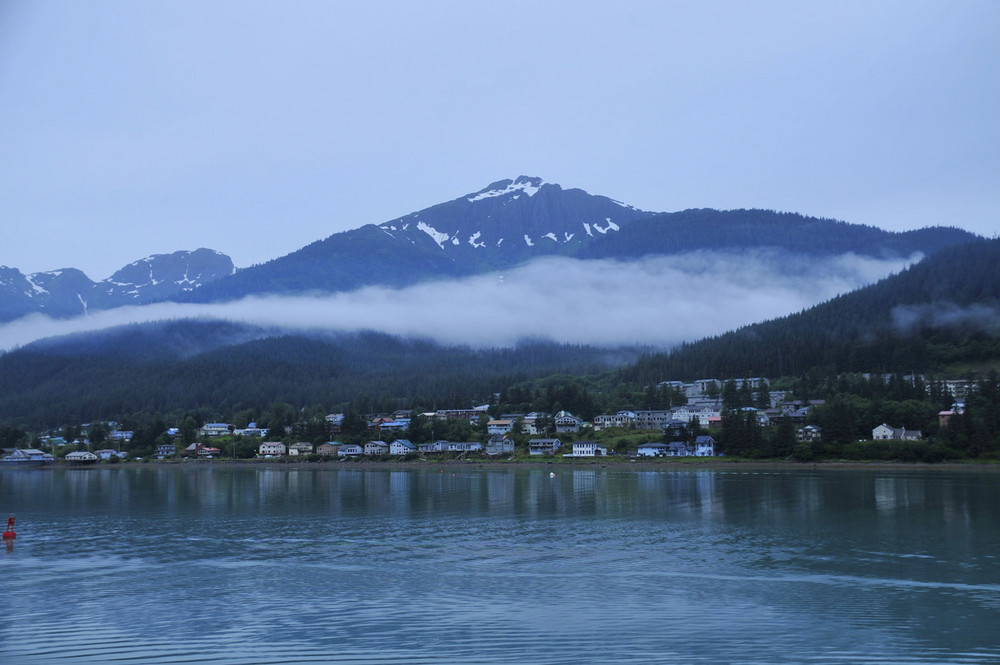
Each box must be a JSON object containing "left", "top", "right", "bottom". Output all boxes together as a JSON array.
[{"left": 4, "top": 374, "right": 973, "bottom": 466}]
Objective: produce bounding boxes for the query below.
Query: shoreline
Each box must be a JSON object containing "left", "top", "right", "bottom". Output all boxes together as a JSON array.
[{"left": 15, "top": 458, "right": 1000, "bottom": 472}]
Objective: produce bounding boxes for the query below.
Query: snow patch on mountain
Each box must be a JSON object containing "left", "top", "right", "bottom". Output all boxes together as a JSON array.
[
  {"left": 542, "top": 233, "right": 558, "bottom": 242},
  {"left": 592, "top": 218, "right": 620, "bottom": 234},
  {"left": 524, "top": 235, "right": 534, "bottom": 247},
  {"left": 467, "top": 177, "right": 543, "bottom": 202},
  {"left": 468, "top": 232, "right": 486, "bottom": 249},
  {"left": 417, "top": 221, "right": 451, "bottom": 249}
]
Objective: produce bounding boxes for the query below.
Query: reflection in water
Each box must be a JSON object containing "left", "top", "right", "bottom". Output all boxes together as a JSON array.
[{"left": 1, "top": 465, "right": 999, "bottom": 664}]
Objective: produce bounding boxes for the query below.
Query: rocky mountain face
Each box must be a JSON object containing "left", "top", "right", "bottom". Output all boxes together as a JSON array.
[{"left": 0, "top": 249, "right": 234, "bottom": 322}]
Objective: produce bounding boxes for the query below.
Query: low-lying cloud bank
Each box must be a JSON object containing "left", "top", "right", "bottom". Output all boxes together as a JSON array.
[{"left": 0, "top": 250, "right": 919, "bottom": 352}]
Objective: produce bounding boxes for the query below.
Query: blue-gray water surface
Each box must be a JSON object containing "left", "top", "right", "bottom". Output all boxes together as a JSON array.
[{"left": 2, "top": 465, "right": 999, "bottom": 664}]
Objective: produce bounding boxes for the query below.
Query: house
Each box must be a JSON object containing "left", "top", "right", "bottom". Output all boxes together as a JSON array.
[
  {"left": 197, "top": 447, "right": 221, "bottom": 459},
  {"left": 390, "top": 439, "right": 417, "bottom": 455},
  {"left": 108, "top": 430, "right": 134, "bottom": 442},
  {"left": 288, "top": 442, "right": 314, "bottom": 456},
  {"left": 693, "top": 435, "right": 716, "bottom": 456},
  {"left": 487, "top": 419, "right": 514, "bottom": 435},
  {"left": 634, "top": 410, "right": 674, "bottom": 431},
  {"left": 666, "top": 442, "right": 691, "bottom": 456},
  {"left": 94, "top": 449, "right": 118, "bottom": 461},
  {"left": 316, "top": 442, "right": 341, "bottom": 456},
  {"left": 2, "top": 448, "right": 54, "bottom": 464},
  {"left": 338, "top": 443, "right": 363, "bottom": 457},
  {"left": 185, "top": 442, "right": 207, "bottom": 457},
  {"left": 528, "top": 438, "right": 561, "bottom": 455},
  {"left": 199, "top": 423, "right": 232, "bottom": 438},
  {"left": 418, "top": 440, "right": 450, "bottom": 454},
  {"left": 872, "top": 424, "right": 923, "bottom": 441},
  {"left": 592, "top": 411, "right": 637, "bottom": 431},
  {"left": 796, "top": 425, "right": 822, "bottom": 442},
  {"left": 259, "top": 441, "right": 287, "bottom": 457},
  {"left": 572, "top": 440, "right": 607, "bottom": 457},
  {"left": 447, "top": 441, "right": 483, "bottom": 453},
  {"left": 485, "top": 435, "right": 515, "bottom": 455},
  {"left": 65, "top": 450, "right": 98, "bottom": 463},
  {"left": 554, "top": 412, "right": 583, "bottom": 433},
  {"left": 636, "top": 442, "right": 668, "bottom": 457},
  {"left": 155, "top": 443, "right": 176, "bottom": 459},
  {"left": 364, "top": 440, "right": 390, "bottom": 456}
]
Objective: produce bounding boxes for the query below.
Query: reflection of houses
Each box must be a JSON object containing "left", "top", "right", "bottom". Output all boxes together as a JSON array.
[
  {"left": 571, "top": 440, "right": 607, "bottom": 457},
  {"left": 872, "top": 424, "right": 922, "bottom": 441},
  {"left": 528, "top": 438, "right": 561, "bottom": 455},
  {"left": 486, "top": 435, "right": 516, "bottom": 455}
]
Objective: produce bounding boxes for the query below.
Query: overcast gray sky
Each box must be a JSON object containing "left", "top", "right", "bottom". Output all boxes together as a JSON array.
[{"left": 1, "top": 1, "right": 997, "bottom": 280}]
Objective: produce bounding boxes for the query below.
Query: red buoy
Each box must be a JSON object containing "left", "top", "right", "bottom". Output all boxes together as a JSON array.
[{"left": 2, "top": 516, "right": 15, "bottom": 540}]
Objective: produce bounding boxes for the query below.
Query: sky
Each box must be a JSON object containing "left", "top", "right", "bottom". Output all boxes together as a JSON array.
[{"left": 1, "top": 1, "right": 998, "bottom": 280}]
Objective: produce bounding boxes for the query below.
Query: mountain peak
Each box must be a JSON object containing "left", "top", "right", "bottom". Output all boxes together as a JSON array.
[{"left": 466, "top": 176, "right": 548, "bottom": 202}]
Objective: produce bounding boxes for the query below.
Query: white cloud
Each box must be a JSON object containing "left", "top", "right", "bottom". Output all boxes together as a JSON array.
[{"left": 0, "top": 251, "right": 917, "bottom": 352}]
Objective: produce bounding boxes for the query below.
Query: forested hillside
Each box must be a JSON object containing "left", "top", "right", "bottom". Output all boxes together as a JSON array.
[
  {"left": 624, "top": 238, "right": 1000, "bottom": 385},
  {"left": 0, "top": 321, "right": 637, "bottom": 428}
]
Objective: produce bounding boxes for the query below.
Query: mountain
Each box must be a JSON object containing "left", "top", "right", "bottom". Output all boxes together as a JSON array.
[
  {"left": 180, "top": 176, "right": 978, "bottom": 303},
  {"left": 623, "top": 238, "right": 1000, "bottom": 383},
  {"left": 0, "top": 249, "right": 234, "bottom": 322},
  {"left": 180, "top": 176, "right": 653, "bottom": 302},
  {"left": 0, "top": 177, "right": 979, "bottom": 316}
]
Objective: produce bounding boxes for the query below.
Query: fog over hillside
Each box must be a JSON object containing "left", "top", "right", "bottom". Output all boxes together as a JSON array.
[{"left": 0, "top": 250, "right": 918, "bottom": 352}]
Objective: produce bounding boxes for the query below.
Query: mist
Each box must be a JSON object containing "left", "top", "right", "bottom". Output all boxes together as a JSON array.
[{"left": 0, "top": 250, "right": 918, "bottom": 352}]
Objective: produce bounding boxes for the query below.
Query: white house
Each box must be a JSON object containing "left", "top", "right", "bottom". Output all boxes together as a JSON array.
[
  {"left": 259, "top": 441, "right": 286, "bottom": 457},
  {"left": 288, "top": 442, "right": 313, "bottom": 456},
  {"left": 390, "top": 439, "right": 416, "bottom": 455},
  {"left": 447, "top": 441, "right": 483, "bottom": 453},
  {"left": 872, "top": 424, "right": 923, "bottom": 441},
  {"left": 338, "top": 443, "right": 363, "bottom": 457},
  {"left": 364, "top": 440, "right": 390, "bottom": 456},
  {"left": 592, "top": 411, "right": 637, "bottom": 431},
  {"left": 418, "top": 440, "right": 450, "bottom": 454},
  {"left": 572, "top": 440, "right": 607, "bottom": 457},
  {"left": 65, "top": 450, "right": 98, "bottom": 462},
  {"left": 487, "top": 419, "right": 514, "bottom": 435},
  {"left": 694, "top": 435, "right": 717, "bottom": 456},
  {"left": 554, "top": 412, "right": 584, "bottom": 433}
]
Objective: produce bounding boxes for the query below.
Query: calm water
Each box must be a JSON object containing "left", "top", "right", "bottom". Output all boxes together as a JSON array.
[{"left": 2, "top": 465, "right": 999, "bottom": 664}]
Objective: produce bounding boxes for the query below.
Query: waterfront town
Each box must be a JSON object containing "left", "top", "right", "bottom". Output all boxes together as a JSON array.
[{"left": 3, "top": 375, "right": 972, "bottom": 466}]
